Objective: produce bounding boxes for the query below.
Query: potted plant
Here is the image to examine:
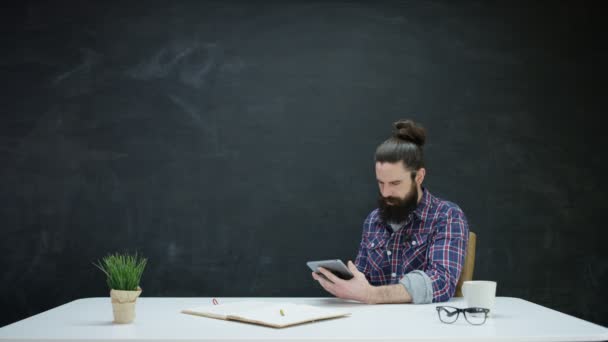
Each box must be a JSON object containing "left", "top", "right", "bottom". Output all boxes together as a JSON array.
[{"left": 94, "top": 252, "right": 147, "bottom": 324}]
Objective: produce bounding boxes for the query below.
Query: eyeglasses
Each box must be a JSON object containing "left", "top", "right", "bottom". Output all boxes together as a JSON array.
[{"left": 435, "top": 306, "right": 490, "bottom": 325}]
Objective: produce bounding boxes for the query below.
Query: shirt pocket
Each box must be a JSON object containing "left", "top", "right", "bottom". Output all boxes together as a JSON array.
[
  {"left": 363, "top": 232, "right": 389, "bottom": 270},
  {"left": 403, "top": 232, "right": 432, "bottom": 267}
]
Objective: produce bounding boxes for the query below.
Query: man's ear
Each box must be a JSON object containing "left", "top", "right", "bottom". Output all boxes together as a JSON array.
[{"left": 416, "top": 168, "right": 426, "bottom": 185}]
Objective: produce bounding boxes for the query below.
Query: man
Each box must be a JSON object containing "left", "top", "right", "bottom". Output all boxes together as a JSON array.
[{"left": 312, "top": 119, "right": 469, "bottom": 304}]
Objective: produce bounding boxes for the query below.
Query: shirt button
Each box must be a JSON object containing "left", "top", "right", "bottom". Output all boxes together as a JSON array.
[
  {"left": 411, "top": 241, "right": 417, "bottom": 246},
  {"left": 387, "top": 250, "right": 392, "bottom": 256},
  {"left": 370, "top": 243, "right": 375, "bottom": 247},
  {"left": 391, "top": 273, "right": 397, "bottom": 278}
]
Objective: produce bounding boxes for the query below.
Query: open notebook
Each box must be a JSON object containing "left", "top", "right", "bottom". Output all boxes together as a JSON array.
[{"left": 182, "top": 301, "right": 351, "bottom": 328}]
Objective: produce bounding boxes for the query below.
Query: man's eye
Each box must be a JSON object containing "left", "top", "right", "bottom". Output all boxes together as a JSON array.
[{"left": 391, "top": 182, "right": 400, "bottom": 186}]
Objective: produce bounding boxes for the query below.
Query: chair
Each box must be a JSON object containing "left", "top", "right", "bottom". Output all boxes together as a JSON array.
[{"left": 455, "top": 231, "right": 476, "bottom": 297}]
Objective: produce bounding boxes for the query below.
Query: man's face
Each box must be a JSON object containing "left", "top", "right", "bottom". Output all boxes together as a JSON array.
[{"left": 376, "top": 161, "right": 420, "bottom": 223}]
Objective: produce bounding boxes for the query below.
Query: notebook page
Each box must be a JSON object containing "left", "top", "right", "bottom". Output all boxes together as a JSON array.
[
  {"left": 229, "top": 302, "right": 350, "bottom": 328},
  {"left": 183, "top": 301, "right": 270, "bottom": 319}
]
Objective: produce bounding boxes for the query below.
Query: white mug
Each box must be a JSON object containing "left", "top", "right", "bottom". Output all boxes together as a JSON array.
[{"left": 462, "top": 281, "right": 497, "bottom": 315}]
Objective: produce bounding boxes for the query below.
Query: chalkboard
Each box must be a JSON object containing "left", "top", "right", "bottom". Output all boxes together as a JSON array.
[{"left": 1, "top": 0, "right": 606, "bottom": 327}]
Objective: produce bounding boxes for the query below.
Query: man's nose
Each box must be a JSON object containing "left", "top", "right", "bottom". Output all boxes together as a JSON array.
[{"left": 381, "top": 187, "right": 391, "bottom": 198}]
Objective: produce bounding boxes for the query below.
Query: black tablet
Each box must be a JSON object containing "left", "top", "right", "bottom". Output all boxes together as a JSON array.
[{"left": 307, "top": 259, "right": 354, "bottom": 281}]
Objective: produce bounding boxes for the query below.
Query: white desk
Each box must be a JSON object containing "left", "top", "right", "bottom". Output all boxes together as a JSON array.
[{"left": 0, "top": 297, "right": 606, "bottom": 342}]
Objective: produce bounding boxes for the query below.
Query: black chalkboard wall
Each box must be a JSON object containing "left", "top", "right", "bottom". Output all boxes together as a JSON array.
[{"left": 1, "top": 0, "right": 606, "bottom": 328}]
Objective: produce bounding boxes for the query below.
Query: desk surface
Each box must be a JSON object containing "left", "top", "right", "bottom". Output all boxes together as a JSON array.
[{"left": 1, "top": 297, "right": 606, "bottom": 342}]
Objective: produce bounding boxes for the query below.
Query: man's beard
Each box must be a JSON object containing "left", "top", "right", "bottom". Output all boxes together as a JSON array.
[{"left": 378, "top": 183, "right": 419, "bottom": 224}]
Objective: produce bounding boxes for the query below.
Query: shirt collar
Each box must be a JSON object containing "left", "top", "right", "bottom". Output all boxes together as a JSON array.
[{"left": 413, "top": 186, "right": 431, "bottom": 221}]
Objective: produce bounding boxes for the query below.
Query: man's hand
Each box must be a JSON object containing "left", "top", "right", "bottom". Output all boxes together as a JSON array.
[{"left": 311, "top": 260, "right": 376, "bottom": 304}]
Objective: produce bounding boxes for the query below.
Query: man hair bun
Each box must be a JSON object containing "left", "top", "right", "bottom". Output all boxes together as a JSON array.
[{"left": 393, "top": 119, "right": 426, "bottom": 146}]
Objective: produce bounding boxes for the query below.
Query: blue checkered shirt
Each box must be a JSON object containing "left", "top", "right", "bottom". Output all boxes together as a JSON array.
[{"left": 354, "top": 188, "right": 469, "bottom": 302}]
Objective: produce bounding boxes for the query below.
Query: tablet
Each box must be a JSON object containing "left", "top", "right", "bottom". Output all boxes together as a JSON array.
[{"left": 307, "top": 259, "right": 354, "bottom": 281}]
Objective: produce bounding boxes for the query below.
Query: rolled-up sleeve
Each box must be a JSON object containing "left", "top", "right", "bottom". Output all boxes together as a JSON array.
[
  {"left": 400, "top": 270, "right": 433, "bottom": 303},
  {"left": 425, "top": 207, "right": 469, "bottom": 303}
]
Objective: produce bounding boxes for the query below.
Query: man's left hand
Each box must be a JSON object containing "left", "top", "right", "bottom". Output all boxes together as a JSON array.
[{"left": 311, "top": 260, "right": 375, "bottom": 304}]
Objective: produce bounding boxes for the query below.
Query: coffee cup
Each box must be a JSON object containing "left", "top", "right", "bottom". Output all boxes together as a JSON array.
[{"left": 462, "top": 281, "right": 497, "bottom": 315}]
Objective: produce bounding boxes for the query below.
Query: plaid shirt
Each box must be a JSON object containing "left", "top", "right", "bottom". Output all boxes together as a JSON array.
[{"left": 354, "top": 188, "right": 469, "bottom": 303}]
